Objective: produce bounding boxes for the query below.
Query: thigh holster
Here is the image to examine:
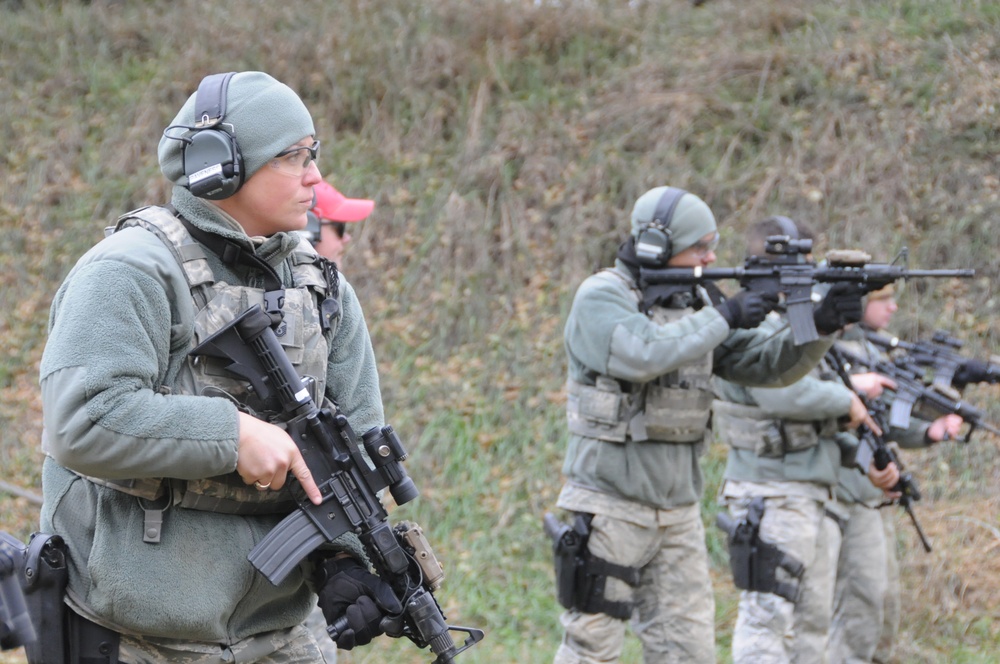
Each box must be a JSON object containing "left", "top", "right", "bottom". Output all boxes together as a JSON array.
[
  {"left": 544, "top": 513, "right": 641, "bottom": 620},
  {"left": 1, "top": 531, "right": 121, "bottom": 664},
  {"left": 716, "top": 498, "right": 805, "bottom": 603}
]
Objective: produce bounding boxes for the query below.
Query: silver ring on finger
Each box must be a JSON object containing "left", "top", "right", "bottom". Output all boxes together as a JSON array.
[{"left": 254, "top": 480, "right": 271, "bottom": 491}]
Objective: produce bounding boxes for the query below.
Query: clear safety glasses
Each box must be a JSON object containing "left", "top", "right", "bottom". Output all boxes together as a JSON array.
[{"left": 269, "top": 140, "right": 320, "bottom": 178}]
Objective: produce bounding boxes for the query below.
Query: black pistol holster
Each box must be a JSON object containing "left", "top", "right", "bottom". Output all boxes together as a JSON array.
[
  {"left": 4, "top": 532, "right": 120, "bottom": 664},
  {"left": 543, "top": 513, "right": 640, "bottom": 620},
  {"left": 716, "top": 497, "right": 805, "bottom": 603}
]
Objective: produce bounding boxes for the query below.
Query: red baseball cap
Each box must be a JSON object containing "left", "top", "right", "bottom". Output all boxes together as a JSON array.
[{"left": 311, "top": 181, "right": 374, "bottom": 223}]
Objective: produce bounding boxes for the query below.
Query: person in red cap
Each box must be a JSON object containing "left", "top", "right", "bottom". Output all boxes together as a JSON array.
[{"left": 303, "top": 180, "right": 375, "bottom": 264}]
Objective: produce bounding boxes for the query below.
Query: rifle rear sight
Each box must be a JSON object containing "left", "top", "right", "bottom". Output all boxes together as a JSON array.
[{"left": 764, "top": 235, "right": 813, "bottom": 258}]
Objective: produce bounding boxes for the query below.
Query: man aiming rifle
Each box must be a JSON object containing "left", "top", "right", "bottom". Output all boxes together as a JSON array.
[
  {"left": 865, "top": 329, "right": 1000, "bottom": 391},
  {"left": 827, "top": 284, "right": 964, "bottom": 664},
  {"left": 835, "top": 344, "right": 1000, "bottom": 443},
  {"left": 639, "top": 238, "right": 974, "bottom": 345}
]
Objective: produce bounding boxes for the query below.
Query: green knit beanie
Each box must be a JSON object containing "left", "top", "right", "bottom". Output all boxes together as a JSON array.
[
  {"left": 158, "top": 71, "right": 315, "bottom": 187},
  {"left": 630, "top": 187, "right": 717, "bottom": 256}
]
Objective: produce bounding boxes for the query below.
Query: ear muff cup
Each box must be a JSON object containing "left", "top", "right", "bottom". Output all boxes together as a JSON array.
[
  {"left": 182, "top": 72, "right": 244, "bottom": 200},
  {"left": 635, "top": 187, "right": 687, "bottom": 267}
]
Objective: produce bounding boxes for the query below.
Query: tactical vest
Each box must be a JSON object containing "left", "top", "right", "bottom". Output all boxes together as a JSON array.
[
  {"left": 79, "top": 206, "right": 341, "bottom": 539},
  {"left": 713, "top": 351, "right": 840, "bottom": 457},
  {"left": 712, "top": 400, "right": 835, "bottom": 458},
  {"left": 566, "top": 271, "right": 714, "bottom": 444}
]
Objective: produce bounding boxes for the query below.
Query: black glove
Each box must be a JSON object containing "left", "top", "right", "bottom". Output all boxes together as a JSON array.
[
  {"left": 715, "top": 290, "right": 779, "bottom": 330},
  {"left": 952, "top": 359, "right": 996, "bottom": 389},
  {"left": 316, "top": 556, "right": 402, "bottom": 650},
  {"left": 813, "top": 282, "right": 865, "bottom": 335}
]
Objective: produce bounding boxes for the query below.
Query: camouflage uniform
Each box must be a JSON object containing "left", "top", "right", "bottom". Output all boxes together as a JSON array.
[
  {"left": 118, "top": 625, "right": 330, "bottom": 664},
  {"left": 40, "top": 188, "right": 380, "bottom": 654},
  {"left": 826, "top": 494, "right": 887, "bottom": 664},
  {"left": 303, "top": 608, "right": 339, "bottom": 663},
  {"left": 554, "top": 253, "right": 833, "bottom": 663},
  {"left": 828, "top": 327, "right": 933, "bottom": 664},
  {"left": 714, "top": 313, "right": 858, "bottom": 664}
]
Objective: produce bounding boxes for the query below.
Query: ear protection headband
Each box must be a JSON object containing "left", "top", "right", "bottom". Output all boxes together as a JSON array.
[
  {"left": 635, "top": 187, "right": 687, "bottom": 267},
  {"left": 182, "top": 72, "right": 244, "bottom": 200},
  {"left": 770, "top": 215, "right": 799, "bottom": 239}
]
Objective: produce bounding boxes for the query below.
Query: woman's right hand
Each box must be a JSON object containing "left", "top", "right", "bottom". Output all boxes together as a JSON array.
[{"left": 236, "top": 412, "right": 322, "bottom": 504}]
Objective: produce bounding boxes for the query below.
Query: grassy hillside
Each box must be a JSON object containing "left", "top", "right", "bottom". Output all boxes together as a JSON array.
[{"left": 1, "top": 1, "right": 998, "bottom": 662}]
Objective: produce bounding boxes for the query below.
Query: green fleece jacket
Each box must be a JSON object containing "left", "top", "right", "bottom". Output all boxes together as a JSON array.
[
  {"left": 39, "top": 187, "right": 383, "bottom": 642},
  {"left": 561, "top": 263, "right": 833, "bottom": 510},
  {"left": 716, "top": 315, "right": 856, "bottom": 488}
]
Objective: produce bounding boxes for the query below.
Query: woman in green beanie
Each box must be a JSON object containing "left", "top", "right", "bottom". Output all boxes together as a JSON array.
[{"left": 39, "top": 71, "right": 393, "bottom": 662}]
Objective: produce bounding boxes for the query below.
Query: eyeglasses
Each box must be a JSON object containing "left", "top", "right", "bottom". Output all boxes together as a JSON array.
[
  {"left": 269, "top": 140, "right": 320, "bottom": 178},
  {"left": 323, "top": 221, "right": 346, "bottom": 239},
  {"left": 690, "top": 231, "right": 720, "bottom": 256}
]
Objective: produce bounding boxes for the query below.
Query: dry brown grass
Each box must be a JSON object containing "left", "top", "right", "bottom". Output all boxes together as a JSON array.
[{"left": 1, "top": 1, "right": 998, "bottom": 661}]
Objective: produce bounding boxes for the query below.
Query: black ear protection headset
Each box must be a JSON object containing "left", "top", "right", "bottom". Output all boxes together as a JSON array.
[
  {"left": 635, "top": 186, "right": 687, "bottom": 267},
  {"left": 180, "top": 72, "right": 244, "bottom": 200},
  {"left": 769, "top": 215, "right": 799, "bottom": 239}
]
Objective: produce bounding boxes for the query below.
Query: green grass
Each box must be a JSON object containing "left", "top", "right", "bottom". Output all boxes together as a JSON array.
[{"left": 1, "top": 1, "right": 999, "bottom": 662}]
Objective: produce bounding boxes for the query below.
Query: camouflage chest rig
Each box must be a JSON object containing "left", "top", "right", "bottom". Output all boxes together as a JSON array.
[
  {"left": 566, "top": 268, "right": 714, "bottom": 444},
  {"left": 86, "top": 205, "right": 342, "bottom": 543}
]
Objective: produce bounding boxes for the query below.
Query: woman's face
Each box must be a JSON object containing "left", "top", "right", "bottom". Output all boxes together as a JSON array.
[{"left": 215, "top": 137, "right": 322, "bottom": 237}]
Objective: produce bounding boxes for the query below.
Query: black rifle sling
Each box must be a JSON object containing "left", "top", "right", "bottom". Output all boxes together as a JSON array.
[{"left": 176, "top": 214, "right": 286, "bottom": 320}]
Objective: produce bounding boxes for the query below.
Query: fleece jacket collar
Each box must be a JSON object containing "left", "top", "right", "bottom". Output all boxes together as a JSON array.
[{"left": 169, "top": 186, "right": 301, "bottom": 275}]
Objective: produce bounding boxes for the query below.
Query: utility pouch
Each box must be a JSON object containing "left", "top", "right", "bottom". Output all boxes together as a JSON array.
[
  {"left": 543, "top": 513, "right": 640, "bottom": 620},
  {"left": 716, "top": 498, "right": 805, "bottom": 603},
  {"left": 566, "top": 378, "right": 629, "bottom": 442},
  {"left": 755, "top": 422, "right": 787, "bottom": 458}
]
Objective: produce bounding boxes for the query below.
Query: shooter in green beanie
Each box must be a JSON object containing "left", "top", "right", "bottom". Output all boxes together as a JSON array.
[{"left": 39, "top": 71, "right": 392, "bottom": 662}]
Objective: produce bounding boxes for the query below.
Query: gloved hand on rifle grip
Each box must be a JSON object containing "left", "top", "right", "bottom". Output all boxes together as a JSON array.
[
  {"left": 952, "top": 359, "right": 994, "bottom": 389},
  {"left": 715, "top": 290, "right": 779, "bottom": 330},
  {"left": 317, "top": 556, "right": 402, "bottom": 650},
  {"left": 813, "top": 282, "right": 865, "bottom": 335}
]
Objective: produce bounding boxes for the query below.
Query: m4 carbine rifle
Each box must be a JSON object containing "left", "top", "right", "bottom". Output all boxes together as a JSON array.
[
  {"left": 639, "top": 236, "right": 974, "bottom": 345},
  {"left": 826, "top": 347, "right": 932, "bottom": 553},
  {"left": 835, "top": 344, "right": 1000, "bottom": 443},
  {"left": 865, "top": 329, "right": 1000, "bottom": 390},
  {"left": 191, "top": 305, "right": 484, "bottom": 663}
]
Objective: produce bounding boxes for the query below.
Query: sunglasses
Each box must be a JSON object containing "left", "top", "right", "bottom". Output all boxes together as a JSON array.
[{"left": 322, "top": 221, "right": 346, "bottom": 239}]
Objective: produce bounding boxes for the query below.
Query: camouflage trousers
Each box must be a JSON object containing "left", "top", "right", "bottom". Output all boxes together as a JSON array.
[
  {"left": 553, "top": 503, "right": 715, "bottom": 664},
  {"left": 828, "top": 504, "right": 898, "bottom": 664},
  {"left": 303, "top": 606, "right": 339, "bottom": 663},
  {"left": 117, "top": 624, "right": 332, "bottom": 663},
  {"left": 723, "top": 481, "right": 839, "bottom": 664}
]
